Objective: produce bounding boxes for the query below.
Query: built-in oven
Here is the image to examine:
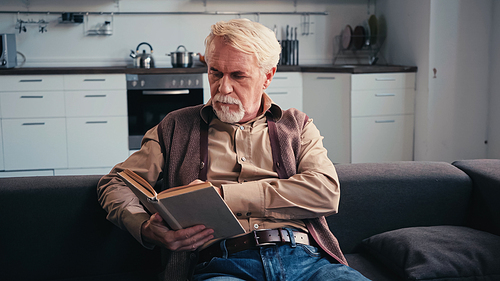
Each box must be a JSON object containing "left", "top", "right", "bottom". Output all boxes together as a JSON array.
[{"left": 126, "top": 73, "right": 204, "bottom": 151}]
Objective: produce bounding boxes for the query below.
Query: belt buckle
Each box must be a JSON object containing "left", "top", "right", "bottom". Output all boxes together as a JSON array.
[{"left": 253, "top": 230, "right": 276, "bottom": 247}]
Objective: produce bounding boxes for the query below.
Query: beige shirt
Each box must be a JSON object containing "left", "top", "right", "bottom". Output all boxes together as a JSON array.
[{"left": 97, "top": 93, "right": 340, "bottom": 245}]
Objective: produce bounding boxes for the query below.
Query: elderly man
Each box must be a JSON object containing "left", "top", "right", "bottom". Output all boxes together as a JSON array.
[{"left": 98, "top": 19, "right": 369, "bottom": 281}]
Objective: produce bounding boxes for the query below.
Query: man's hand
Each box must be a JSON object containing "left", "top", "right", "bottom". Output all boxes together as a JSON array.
[{"left": 141, "top": 213, "right": 214, "bottom": 251}]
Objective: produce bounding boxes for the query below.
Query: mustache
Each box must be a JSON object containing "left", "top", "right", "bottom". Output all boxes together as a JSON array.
[{"left": 212, "top": 94, "right": 242, "bottom": 106}]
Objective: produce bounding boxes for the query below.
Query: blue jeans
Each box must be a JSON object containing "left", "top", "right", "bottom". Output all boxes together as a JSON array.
[{"left": 193, "top": 243, "right": 370, "bottom": 281}]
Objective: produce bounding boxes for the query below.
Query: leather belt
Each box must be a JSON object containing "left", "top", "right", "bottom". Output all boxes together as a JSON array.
[{"left": 198, "top": 229, "right": 310, "bottom": 264}]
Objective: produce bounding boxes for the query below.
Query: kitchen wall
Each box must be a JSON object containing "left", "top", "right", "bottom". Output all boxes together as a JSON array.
[
  {"left": 377, "top": 0, "right": 499, "bottom": 162},
  {"left": 0, "top": 0, "right": 370, "bottom": 67},
  {"left": 2, "top": 0, "right": 499, "bottom": 163}
]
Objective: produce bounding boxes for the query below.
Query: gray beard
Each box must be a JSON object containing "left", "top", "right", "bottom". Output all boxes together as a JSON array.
[{"left": 213, "top": 105, "right": 245, "bottom": 123}]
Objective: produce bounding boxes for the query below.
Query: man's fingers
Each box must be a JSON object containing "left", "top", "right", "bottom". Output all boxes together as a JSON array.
[{"left": 167, "top": 226, "right": 214, "bottom": 251}]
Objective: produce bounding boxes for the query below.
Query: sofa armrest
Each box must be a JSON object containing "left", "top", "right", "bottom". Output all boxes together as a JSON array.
[{"left": 453, "top": 159, "right": 500, "bottom": 236}]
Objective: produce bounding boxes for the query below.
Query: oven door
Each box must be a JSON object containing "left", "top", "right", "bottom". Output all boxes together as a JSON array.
[{"left": 127, "top": 88, "right": 204, "bottom": 150}]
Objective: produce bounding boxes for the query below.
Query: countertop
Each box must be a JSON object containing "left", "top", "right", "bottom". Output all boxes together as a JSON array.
[{"left": 0, "top": 64, "right": 417, "bottom": 75}]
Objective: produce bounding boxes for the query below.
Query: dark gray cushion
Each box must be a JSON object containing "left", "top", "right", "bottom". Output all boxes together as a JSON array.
[{"left": 362, "top": 226, "right": 500, "bottom": 280}]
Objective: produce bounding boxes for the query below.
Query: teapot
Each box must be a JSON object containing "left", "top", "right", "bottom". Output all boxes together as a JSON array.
[{"left": 130, "top": 42, "right": 155, "bottom": 68}]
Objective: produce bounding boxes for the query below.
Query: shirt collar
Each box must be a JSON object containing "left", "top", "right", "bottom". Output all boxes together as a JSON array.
[{"left": 200, "top": 92, "right": 283, "bottom": 124}]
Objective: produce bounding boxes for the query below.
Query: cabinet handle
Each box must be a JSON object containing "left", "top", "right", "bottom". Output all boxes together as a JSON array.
[
  {"left": 20, "top": 95, "right": 43, "bottom": 99},
  {"left": 375, "top": 120, "right": 395, "bottom": 123},
  {"left": 143, "top": 90, "right": 189, "bottom": 95},
  {"left": 375, "top": 93, "right": 396, "bottom": 97},
  {"left": 267, "top": 92, "right": 288, "bottom": 95},
  {"left": 375, "top": 78, "right": 396, "bottom": 81},
  {"left": 22, "top": 122, "right": 45, "bottom": 126},
  {"left": 316, "top": 77, "right": 336, "bottom": 80},
  {"left": 86, "top": 121, "right": 108, "bottom": 124},
  {"left": 83, "top": 79, "right": 106, "bottom": 82},
  {"left": 84, "top": 94, "right": 107, "bottom": 98},
  {"left": 19, "top": 79, "right": 43, "bottom": 83}
]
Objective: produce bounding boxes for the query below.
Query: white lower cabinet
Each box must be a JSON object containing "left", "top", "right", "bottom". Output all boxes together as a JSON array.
[
  {"left": 351, "top": 115, "right": 414, "bottom": 163},
  {"left": 302, "top": 73, "right": 351, "bottom": 164},
  {"left": 2, "top": 118, "right": 68, "bottom": 170},
  {"left": 350, "top": 73, "right": 416, "bottom": 163},
  {"left": 66, "top": 116, "right": 129, "bottom": 168},
  {"left": 0, "top": 74, "right": 127, "bottom": 176},
  {"left": 267, "top": 72, "right": 303, "bottom": 111}
]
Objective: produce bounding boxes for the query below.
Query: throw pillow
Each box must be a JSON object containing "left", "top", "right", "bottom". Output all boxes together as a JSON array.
[{"left": 362, "top": 226, "right": 500, "bottom": 280}]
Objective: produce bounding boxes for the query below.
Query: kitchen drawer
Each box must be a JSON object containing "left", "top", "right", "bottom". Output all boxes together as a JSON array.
[
  {"left": 66, "top": 116, "right": 128, "bottom": 168},
  {"left": 65, "top": 90, "right": 127, "bottom": 117},
  {"left": 266, "top": 87, "right": 302, "bottom": 111},
  {"left": 351, "top": 88, "right": 415, "bottom": 117},
  {"left": 0, "top": 91, "right": 65, "bottom": 118},
  {"left": 351, "top": 73, "right": 415, "bottom": 91},
  {"left": 351, "top": 114, "right": 414, "bottom": 163},
  {"left": 64, "top": 74, "right": 126, "bottom": 90},
  {"left": 0, "top": 75, "right": 64, "bottom": 92},
  {"left": 2, "top": 118, "right": 68, "bottom": 170},
  {"left": 268, "top": 72, "right": 302, "bottom": 89}
]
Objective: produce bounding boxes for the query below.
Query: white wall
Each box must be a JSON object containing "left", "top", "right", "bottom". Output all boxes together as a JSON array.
[
  {"left": 427, "top": 0, "right": 490, "bottom": 162},
  {"left": 377, "top": 0, "right": 495, "bottom": 162},
  {"left": 374, "top": 0, "right": 431, "bottom": 161},
  {"left": 0, "top": 0, "right": 369, "bottom": 67},
  {"left": 487, "top": 1, "right": 500, "bottom": 158}
]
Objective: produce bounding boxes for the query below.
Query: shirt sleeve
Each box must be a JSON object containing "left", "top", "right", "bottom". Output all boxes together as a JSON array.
[
  {"left": 222, "top": 118, "right": 340, "bottom": 220},
  {"left": 97, "top": 126, "right": 164, "bottom": 248}
]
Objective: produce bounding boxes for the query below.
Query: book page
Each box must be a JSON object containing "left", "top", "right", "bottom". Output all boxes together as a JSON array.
[
  {"left": 120, "top": 169, "right": 157, "bottom": 198},
  {"left": 157, "top": 182, "right": 213, "bottom": 199}
]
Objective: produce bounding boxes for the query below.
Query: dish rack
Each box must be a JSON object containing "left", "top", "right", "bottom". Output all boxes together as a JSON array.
[{"left": 333, "top": 29, "right": 386, "bottom": 65}]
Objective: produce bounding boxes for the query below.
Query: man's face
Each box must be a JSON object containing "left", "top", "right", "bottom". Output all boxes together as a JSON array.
[{"left": 207, "top": 37, "right": 275, "bottom": 123}]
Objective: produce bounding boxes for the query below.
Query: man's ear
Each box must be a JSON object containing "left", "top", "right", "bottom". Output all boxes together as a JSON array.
[{"left": 263, "top": 67, "right": 277, "bottom": 90}]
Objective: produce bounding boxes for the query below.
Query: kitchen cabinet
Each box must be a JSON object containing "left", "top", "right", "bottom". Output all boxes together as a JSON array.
[
  {"left": 2, "top": 118, "right": 68, "bottom": 170},
  {"left": 267, "top": 72, "right": 303, "bottom": 111},
  {"left": 0, "top": 74, "right": 128, "bottom": 177},
  {"left": 351, "top": 73, "right": 415, "bottom": 163},
  {"left": 63, "top": 74, "right": 128, "bottom": 170},
  {"left": 65, "top": 116, "right": 128, "bottom": 169},
  {"left": 0, "top": 75, "right": 68, "bottom": 171},
  {"left": 302, "top": 73, "right": 351, "bottom": 163}
]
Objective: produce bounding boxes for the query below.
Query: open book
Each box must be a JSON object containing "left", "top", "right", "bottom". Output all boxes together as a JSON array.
[{"left": 117, "top": 169, "right": 245, "bottom": 239}]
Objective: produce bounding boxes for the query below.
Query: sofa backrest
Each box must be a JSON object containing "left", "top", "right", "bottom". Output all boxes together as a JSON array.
[
  {"left": 328, "top": 161, "right": 473, "bottom": 254},
  {"left": 453, "top": 159, "right": 500, "bottom": 236},
  {"left": 0, "top": 175, "right": 161, "bottom": 281}
]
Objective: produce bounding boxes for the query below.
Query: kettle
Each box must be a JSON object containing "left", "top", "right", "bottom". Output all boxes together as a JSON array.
[{"left": 130, "top": 42, "right": 155, "bottom": 68}]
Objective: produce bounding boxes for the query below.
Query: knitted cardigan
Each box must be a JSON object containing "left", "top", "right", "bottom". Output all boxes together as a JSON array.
[{"left": 156, "top": 104, "right": 347, "bottom": 281}]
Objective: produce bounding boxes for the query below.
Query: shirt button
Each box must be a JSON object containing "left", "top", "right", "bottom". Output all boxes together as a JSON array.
[
  {"left": 241, "top": 157, "right": 246, "bottom": 162},
  {"left": 239, "top": 126, "right": 245, "bottom": 130},
  {"left": 253, "top": 224, "right": 259, "bottom": 229}
]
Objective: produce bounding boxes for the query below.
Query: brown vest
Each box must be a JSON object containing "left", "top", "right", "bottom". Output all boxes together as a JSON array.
[{"left": 157, "top": 104, "right": 347, "bottom": 280}]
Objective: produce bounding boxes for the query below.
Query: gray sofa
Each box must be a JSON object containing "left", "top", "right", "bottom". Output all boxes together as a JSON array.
[{"left": 1, "top": 159, "right": 499, "bottom": 281}]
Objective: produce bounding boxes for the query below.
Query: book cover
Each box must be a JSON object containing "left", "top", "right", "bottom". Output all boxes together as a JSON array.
[{"left": 117, "top": 169, "right": 245, "bottom": 239}]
